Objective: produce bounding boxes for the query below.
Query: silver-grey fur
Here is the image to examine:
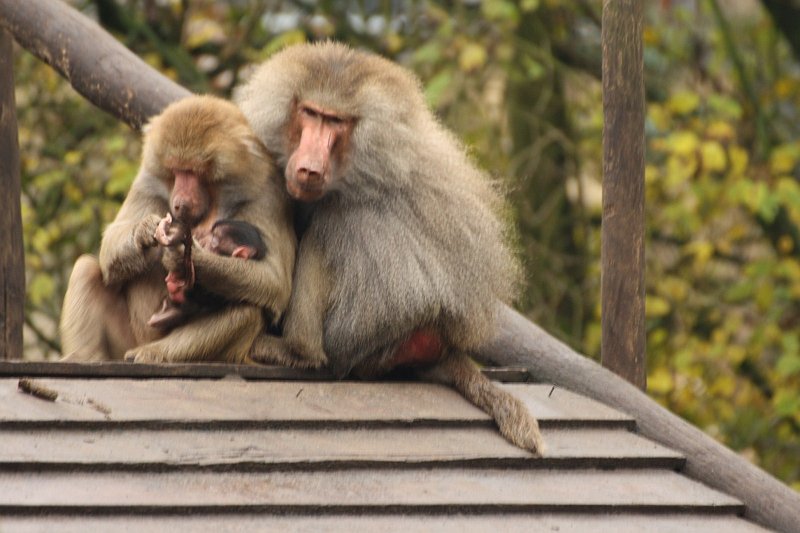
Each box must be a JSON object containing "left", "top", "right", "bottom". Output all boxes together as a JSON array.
[{"left": 236, "top": 41, "right": 544, "bottom": 454}]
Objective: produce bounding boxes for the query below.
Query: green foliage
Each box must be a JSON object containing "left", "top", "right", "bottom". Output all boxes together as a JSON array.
[
  {"left": 635, "top": 2, "right": 800, "bottom": 489},
  {"left": 13, "top": 0, "right": 800, "bottom": 489}
]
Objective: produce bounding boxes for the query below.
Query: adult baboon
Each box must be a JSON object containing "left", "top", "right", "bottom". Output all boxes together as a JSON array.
[
  {"left": 237, "top": 42, "right": 544, "bottom": 454},
  {"left": 59, "top": 95, "right": 295, "bottom": 364}
]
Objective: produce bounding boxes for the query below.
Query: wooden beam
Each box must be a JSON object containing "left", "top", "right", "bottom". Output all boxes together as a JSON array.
[
  {"left": 600, "top": 0, "right": 646, "bottom": 389},
  {"left": 477, "top": 306, "right": 800, "bottom": 533},
  {"left": 0, "top": 29, "right": 23, "bottom": 360},
  {"left": 0, "top": 0, "right": 190, "bottom": 130},
  {"left": 0, "top": 360, "right": 532, "bottom": 384}
]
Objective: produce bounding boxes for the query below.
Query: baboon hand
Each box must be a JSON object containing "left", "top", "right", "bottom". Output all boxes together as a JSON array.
[
  {"left": 124, "top": 345, "right": 168, "bottom": 364},
  {"left": 160, "top": 242, "right": 187, "bottom": 273},
  {"left": 134, "top": 213, "right": 164, "bottom": 250},
  {"left": 154, "top": 212, "right": 184, "bottom": 247}
]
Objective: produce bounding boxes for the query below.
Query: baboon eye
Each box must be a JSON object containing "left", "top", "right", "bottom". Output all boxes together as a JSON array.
[{"left": 301, "top": 107, "right": 319, "bottom": 119}]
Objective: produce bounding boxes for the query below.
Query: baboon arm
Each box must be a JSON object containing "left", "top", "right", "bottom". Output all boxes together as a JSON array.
[
  {"left": 282, "top": 234, "right": 330, "bottom": 366},
  {"left": 99, "top": 175, "right": 169, "bottom": 287},
  {"left": 126, "top": 304, "right": 262, "bottom": 364},
  {"left": 191, "top": 226, "right": 295, "bottom": 318}
]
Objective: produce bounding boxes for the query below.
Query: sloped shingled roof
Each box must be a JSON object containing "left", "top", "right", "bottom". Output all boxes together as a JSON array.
[{"left": 0, "top": 363, "right": 769, "bottom": 532}]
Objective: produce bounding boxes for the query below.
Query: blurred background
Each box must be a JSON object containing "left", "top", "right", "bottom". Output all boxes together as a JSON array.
[{"left": 11, "top": 0, "right": 800, "bottom": 489}]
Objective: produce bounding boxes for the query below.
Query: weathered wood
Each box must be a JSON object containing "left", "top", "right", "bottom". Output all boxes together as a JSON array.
[
  {"left": 0, "top": 0, "right": 190, "bottom": 130},
  {"left": 0, "top": 379, "right": 633, "bottom": 428},
  {"left": 477, "top": 306, "right": 800, "bottom": 533},
  {"left": 0, "top": 361, "right": 334, "bottom": 380},
  {"left": 0, "top": 29, "right": 23, "bottom": 361},
  {"left": 0, "top": 361, "right": 531, "bottom": 383},
  {"left": 601, "top": 0, "right": 646, "bottom": 389},
  {"left": 0, "top": 469, "right": 743, "bottom": 512},
  {"left": 0, "top": 514, "right": 771, "bottom": 533},
  {"left": 0, "top": 427, "right": 683, "bottom": 470}
]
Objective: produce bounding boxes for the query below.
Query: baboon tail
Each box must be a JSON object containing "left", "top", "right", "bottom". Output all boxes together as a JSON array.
[{"left": 419, "top": 351, "right": 546, "bottom": 456}]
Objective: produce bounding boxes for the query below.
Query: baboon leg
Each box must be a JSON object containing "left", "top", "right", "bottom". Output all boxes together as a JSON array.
[
  {"left": 418, "top": 351, "right": 546, "bottom": 456},
  {"left": 249, "top": 333, "right": 323, "bottom": 368},
  {"left": 124, "top": 305, "right": 261, "bottom": 364},
  {"left": 59, "top": 255, "right": 135, "bottom": 361}
]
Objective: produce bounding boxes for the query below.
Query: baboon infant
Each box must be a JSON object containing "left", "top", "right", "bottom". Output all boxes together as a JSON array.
[{"left": 148, "top": 215, "right": 267, "bottom": 332}]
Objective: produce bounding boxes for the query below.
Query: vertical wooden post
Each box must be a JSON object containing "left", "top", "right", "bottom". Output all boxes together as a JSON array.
[
  {"left": 0, "top": 29, "right": 24, "bottom": 360},
  {"left": 601, "top": 0, "right": 646, "bottom": 389}
]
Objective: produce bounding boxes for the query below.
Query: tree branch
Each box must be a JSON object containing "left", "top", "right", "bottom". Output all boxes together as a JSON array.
[{"left": 0, "top": 0, "right": 190, "bottom": 129}]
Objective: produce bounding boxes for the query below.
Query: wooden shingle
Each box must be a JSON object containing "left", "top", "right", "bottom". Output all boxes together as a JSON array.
[{"left": 0, "top": 365, "right": 771, "bottom": 532}]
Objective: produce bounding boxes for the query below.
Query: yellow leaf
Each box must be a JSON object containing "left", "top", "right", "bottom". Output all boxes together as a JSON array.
[
  {"left": 666, "top": 131, "right": 699, "bottom": 156},
  {"left": 779, "top": 235, "right": 794, "bottom": 254},
  {"left": 687, "top": 240, "right": 713, "bottom": 268},
  {"left": 644, "top": 164, "right": 660, "bottom": 184},
  {"left": 458, "top": 43, "right": 487, "bottom": 72},
  {"left": 770, "top": 143, "right": 799, "bottom": 174},
  {"left": 64, "top": 150, "right": 82, "bottom": 166},
  {"left": 64, "top": 182, "right": 83, "bottom": 203},
  {"left": 755, "top": 283, "right": 774, "bottom": 311},
  {"left": 709, "top": 375, "right": 735, "bottom": 396},
  {"left": 31, "top": 227, "right": 50, "bottom": 254},
  {"left": 775, "top": 77, "right": 795, "bottom": 98},
  {"left": 726, "top": 346, "right": 747, "bottom": 365},
  {"left": 667, "top": 91, "right": 700, "bottom": 115},
  {"left": 28, "top": 273, "right": 55, "bottom": 306},
  {"left": 705, "top": 120, "right": 735, "bottom": 141},
  {"left": 660, "top": 276, "right": 689, "bottom": 302},
  {"left": 385, "top": 33, "right": 404, "bottom": 54},
  {"left": 648, "top": 367, "right": 673, "bottom": 394},
  {"left": 643, "top": 27, "right": 659, "bottom": 46},
  {"left": 185, "top": 17, "right": 225, "bottom": 49},
  {"left": 728, "top": 146, "right": 749, "bottom": 176},
  {"left": 648, "top": 104, "right": 670, "bottom": 131},
  {"left": 646, "top": 295, "right": 671, "bottom": 318},
  {"left": 700, "top": 141, "right": 726, "bottom": 173}
]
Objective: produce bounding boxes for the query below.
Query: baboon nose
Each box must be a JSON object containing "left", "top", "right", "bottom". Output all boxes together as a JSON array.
[{"left": 297, "top": 168, "right": 322, "bottom": 188}]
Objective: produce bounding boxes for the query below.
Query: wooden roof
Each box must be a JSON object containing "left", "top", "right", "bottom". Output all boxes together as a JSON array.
[{"left": 0, "top": 362, "right": 769, "bottom": 532}]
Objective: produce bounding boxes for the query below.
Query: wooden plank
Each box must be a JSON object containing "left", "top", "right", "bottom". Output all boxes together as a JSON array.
[
  {"left": 601, "top": 0, "right": 646, "bottom": 389},
  {"left": 0, "top": 29, "right": 24, "bottom": 361},
  {"left": 0, "top": 427, "right": 683, "bottom": 470},
  {"left": 0, "top": 379, "right": 633, "bottom": 428},
  {"left": 478, "top": 306, "right": 800, "bottom": 532},
  {"left": 0, "top": 469, "right": 743, "bottom": 512},
  {"left": 0, "top": 361, "right": 334, "bottom": 380},
  {"left": 0, "top": 514, "right": 770, "bottom": 533},
  {"left": 0, "top": 361, "right": 533, "bottom": 383}
]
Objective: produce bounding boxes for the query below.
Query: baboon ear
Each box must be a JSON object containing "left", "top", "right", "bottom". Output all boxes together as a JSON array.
[{"left": 231, "top": 245, "right": 255, "bottom": 260}]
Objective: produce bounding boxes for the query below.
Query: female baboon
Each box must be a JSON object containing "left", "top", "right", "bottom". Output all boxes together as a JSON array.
[{"left": 59, "top": 95, "right": 295, "bottom": 364}]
